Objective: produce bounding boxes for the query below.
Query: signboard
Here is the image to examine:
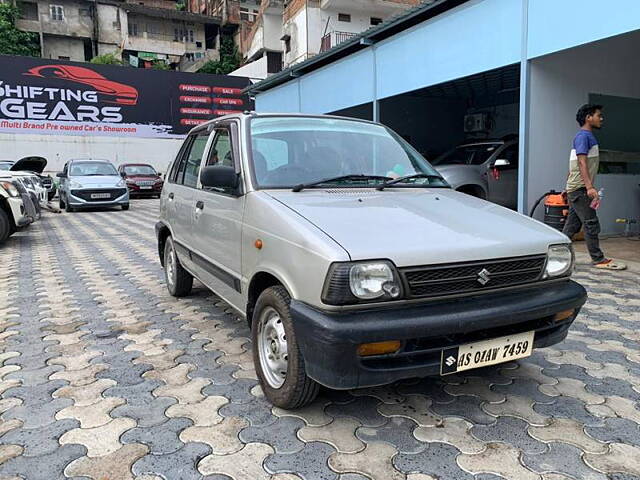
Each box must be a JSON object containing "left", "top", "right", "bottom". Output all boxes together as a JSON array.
[{"left": 0, "top": 55, "right": 253, "bottom": 139}]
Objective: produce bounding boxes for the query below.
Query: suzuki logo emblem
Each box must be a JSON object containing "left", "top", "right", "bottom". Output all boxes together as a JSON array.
[
  {"left": 445, "top": 356, "right": 457, "bottom": 367},
  {"left": 477, "top": 268, "right": 491, "bottom": 286}
]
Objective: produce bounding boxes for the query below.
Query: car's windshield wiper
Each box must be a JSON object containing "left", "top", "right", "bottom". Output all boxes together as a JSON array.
[
  {"left": 376, "top": 173, "right": 446, "bottom": 191},
  {"left": 292, "top": 174, "right": 392, "bottom": 192}
]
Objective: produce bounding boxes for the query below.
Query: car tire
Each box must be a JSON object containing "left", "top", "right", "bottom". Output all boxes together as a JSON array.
[
  {"left": 163, "top": 236, "right": 193, "bottom": 297},
  {"left": 0, "top": 208, "right": 10, "bottom": 243},
  {"left": 252, "top": 285, "right": 319, "bottom": 409},
  {"left": 65, "top": 200, "right": 74, "bottom": 213},
  {"left": 122, "top": 204, "right": 130, "bottom": 211},
  {"left": 59, "top": 195, "right": 65, "bottom": 209}
]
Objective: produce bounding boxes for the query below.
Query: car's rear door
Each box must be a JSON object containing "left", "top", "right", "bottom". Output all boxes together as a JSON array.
[{"left": 189, "top": 121, "right": 245, "bottom": 310}]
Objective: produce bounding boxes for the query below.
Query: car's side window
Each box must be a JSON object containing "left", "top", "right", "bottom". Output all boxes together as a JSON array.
[
  {"left": 169, "top": 136, "right": 193, "bottom": 184},
  {"left": 205, "top": 128, "right": 234, "bottom": 168},
  {"left": 499, "top": 144, "right": 519, "bottom": 169},
  {"left": 182, "top": 132, "right": 210, "bottom": 188}
]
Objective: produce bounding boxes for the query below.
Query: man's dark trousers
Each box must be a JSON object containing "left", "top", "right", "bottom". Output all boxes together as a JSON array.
[{"left": 562, "top": 187, "right": 605, "bottom": 263}]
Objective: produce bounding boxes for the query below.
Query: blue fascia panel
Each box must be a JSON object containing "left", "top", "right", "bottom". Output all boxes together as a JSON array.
[
  {"left": 298, "top": 49, "right": 375, "bottom": 114},
  {"left": 254, "top": 80, "right": 301, "bottom": 113},
  {"left": 375, "top": 0, "right": 522, "bottom": 100},
  {"left": 527, "top": 0, "right": 640, "bottom": 59}
]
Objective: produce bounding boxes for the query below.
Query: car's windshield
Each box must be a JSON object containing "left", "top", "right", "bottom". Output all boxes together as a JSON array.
[
  {"left": 70, "top": 162, "right": 118, "bottom": 176},
  {"left": 124, "top": 165, "right": 156, "bottom": 175},
  {"left": 432, "top": 144, "right": 500, "bottom": 166},
  {"left": 0, "top": 162, "right": 14, "bottom": 171},
  {"left": 249, "top": 117, "right": 448, "bottom": 189}
]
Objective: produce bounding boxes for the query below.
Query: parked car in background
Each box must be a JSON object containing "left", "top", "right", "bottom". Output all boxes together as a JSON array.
[
  {"left": 0, "top": 171, "right": 36, "bottom": 243},
  {"left": 2, "top": 157, "right": 57, "bottom": 201},
  {"left": 57, "top": 159, "right": 129, "bottom": 212},
  {"left": 156, "top": 113, "right": 586, "bottom": 409},
  {"left": 432, "top": 137, "right": 519, "bottom": 209},
  {"left": 118, "top": 163, "right": 164, "bottom": 198}
]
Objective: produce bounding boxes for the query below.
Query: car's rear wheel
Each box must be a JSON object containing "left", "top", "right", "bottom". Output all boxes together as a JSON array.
[
  {"left": 252, "top": 286, "right": 319, "bottom": 409},
  {"left": 122, "top": 204, "right": 130, "bottom": 211},
  {"left": 163, "top": 236, "right": 193, "bottom": 297},
  {"left": 0, "top": 208, "right": 10, "bottom": 243}
]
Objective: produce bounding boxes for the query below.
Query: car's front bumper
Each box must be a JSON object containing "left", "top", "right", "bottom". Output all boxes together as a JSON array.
[
  {"left": 68, "top": 188, "right": 129, "bottom": 208},
  {"left": 127, "top": 184, "right": 163, "bottom": 196},
  {"left": 8, "top": 194, "right": 34, "bottom": 227},
  {"left": 290, "top": 280, "right": 587, "bottom": 389}
]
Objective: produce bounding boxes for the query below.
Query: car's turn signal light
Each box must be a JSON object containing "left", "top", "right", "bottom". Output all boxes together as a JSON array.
[
  {"left": 553, "top": 309, "right": 575, "bottom": 322},
  {"left": 357, "top": 340, "right": 401, "bottom": 357}
]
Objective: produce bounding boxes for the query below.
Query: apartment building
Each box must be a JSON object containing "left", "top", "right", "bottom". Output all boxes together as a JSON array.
[
  {"left": 229, "top": 0, "right": 423, "bottom": 80},
  {"left": 14, "top": 0, "right": 228, "bottom": 71}
]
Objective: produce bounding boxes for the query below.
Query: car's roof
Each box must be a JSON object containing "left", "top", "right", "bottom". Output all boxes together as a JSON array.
[
  {"left": 188, "top": 111, "right": 379, "bottom": 134},
  {"left": 69, "top": 158, "right": 112, "bottom": 163},
  {"left": 121, "top": 163, "right": 154, "bottom": 167}
]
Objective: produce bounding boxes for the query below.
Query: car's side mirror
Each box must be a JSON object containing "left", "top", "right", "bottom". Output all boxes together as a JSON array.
[
  {"left": 56, "top": 172, "right": 66, "bottom": 178},
  {"left": 200, "top": 165, "right": 239, "bottom": 190},
  {"left": 493, "top": 159, "right": 511, "bottom": 168},
  {"left": 120, "top": 171, "right": 127, "bottom": 178}
]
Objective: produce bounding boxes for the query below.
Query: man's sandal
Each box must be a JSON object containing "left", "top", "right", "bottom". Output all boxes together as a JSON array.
[{"left": 593, "top": 259, "right": 627, "bottom": 270}]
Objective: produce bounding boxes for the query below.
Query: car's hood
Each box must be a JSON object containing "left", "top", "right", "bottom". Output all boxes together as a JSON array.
[
  {"left": 266, "top": 189, "right": 567, "bottom": 266},
  {"left": 11, "top": 156, "right": 47, "bottom": 173},
  {"left": 70, "top": 175, "right": 122, "bottom": 187}
]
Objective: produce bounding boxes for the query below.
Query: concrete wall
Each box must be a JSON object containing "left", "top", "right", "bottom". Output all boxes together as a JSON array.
[
  {"left": 125, "top": 16, "right": 207, "bottom": 57},
  {"left": 231, "top": 56, "right": 268, "bottom": 80},
  {"left": 97, "top": 4, "right": 126, "bottom": 47},
  {"left": 527, "top": 30, "right": 640, "bottom": 234},
  {"left": 42, "top": 35, "right": 86, "bottom": 61},
  {"left": 37, "top": 0, "right": 94, "bottom": 38},
  {"left": 0, "top": 133, "right": 183, "bottom": 174}
]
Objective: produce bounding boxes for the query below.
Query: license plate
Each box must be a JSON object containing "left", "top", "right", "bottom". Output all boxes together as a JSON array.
[
  {"left": 440, "top": 331, "right": 534, "bottom": 375},
  {"left": 91, "top": 193, "right": 111, "bottom": 199},
  {"left": 140, "top": 186, "right": 152, "bottom": 189}
]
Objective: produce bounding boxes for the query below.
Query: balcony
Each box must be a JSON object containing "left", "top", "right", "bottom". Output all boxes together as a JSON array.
[{"left": 320, "top": 30, "right": 357, "bottom": 52}]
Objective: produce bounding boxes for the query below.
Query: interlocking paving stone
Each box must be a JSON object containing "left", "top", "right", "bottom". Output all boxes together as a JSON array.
[
  {"left": 471, "top": 416, "right": 548, "bottom": 455},
  {"left": 1, "top": 444, "right": 87, "bottom": 480},
  {"left": 0, "top": 418, "right": 79, "bottom": 457},
  {"left": 266, "top": 441, "right": 337, "bottom": 480},
  {"left": 585, "top": 417, "right": 640, "bottom": 447},
  {"left": 133, "top": 442, "right": 213, "bottom": 480},
  {"left": 457, "top": 442, "right": 539, "bottom": 480},
  {"left": 395, "top": 442, "right": 474, "bottom": 479},
  {"left": 240, "top": 416, "right": 306, "bottom": 454},
  {"left": 180, "top": 416, "right": 248, "bottom": 454},
  {"left": 121, "top": 417, "right": 193, "bottom": 455},
  {"left": 357, "top": 417, "right": 426, "bottom": 454},
  {"left": 431, "top": 394, "right": 496, "bottom": 425},
  {"left": 522, "top": 442, "right": 608, "bottom": 480},
  {"left": 533, "top": 396, "right": 605, "bottom": 426},
  {"left": 65, "top": 443, "right": 149, "bottom": 480}
]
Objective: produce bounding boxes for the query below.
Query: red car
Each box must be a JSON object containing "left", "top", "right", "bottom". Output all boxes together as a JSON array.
[
  {"left": 118, "top": 163, "right": 163, "bottom": 198},
  {"left": 25, "top": 65, "right": 138, "bottom": 105}
]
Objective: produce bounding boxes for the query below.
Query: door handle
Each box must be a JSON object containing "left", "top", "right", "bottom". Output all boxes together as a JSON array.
[
  {"left": 195, "top": 200, "right": 204, "bottom": 210},
  {"left": 168, "top": 192, "right": 174, "bottom": 200}
]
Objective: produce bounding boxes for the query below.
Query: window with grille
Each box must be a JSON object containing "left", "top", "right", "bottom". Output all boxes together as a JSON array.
[
  {"left": 19, "top": 2, "right": 38, "bottom": 20},
  {"left": 338, "top": 13, "right": 351, "bottom": 22},
  {"left": 50, "top": 5, "right": 64, "bottom": 21},
  {"left": 371, "top": 17, "right": 382, "bottom": 26},
  {"left": 128, "top": 23, "right": 139, "bottom": 36}
]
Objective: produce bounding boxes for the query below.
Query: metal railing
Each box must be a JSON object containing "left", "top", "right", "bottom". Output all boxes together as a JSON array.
[{"left": 320, "top": 30, "right": 357, "bottom": 52}]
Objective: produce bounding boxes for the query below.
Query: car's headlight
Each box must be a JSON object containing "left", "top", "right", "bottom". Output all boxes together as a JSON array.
[
  {"left": 322, "top": 260, "right": 403, "bottom": 305},
  {"left": 69, "top": 180, "right": 83, "bottom": 189},
  {"left": 544, "top": 244, "right": 574, "bottom": 278},
  {"left": 116, "top": 179, "right": 126, "bottom": 187},
  {"left": 0, "top": 181, "right": 19, "bottom": 197}
]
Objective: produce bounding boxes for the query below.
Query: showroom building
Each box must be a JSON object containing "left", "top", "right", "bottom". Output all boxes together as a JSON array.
[{"left": 247, "top": 0, "right": 640, "bottom": 235}]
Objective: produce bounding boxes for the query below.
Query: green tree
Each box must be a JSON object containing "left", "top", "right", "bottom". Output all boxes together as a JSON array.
[
  {"left": 0, "top": 3, "right": 40, "bottom": 57},
  {"left": 197, "top": 36, "right": 240, "bottom": 75},
  {"left": 90, "top": 52, "right": 123, "bottom": 65},
  {"left": 151, "top": 60, "right": 170, "bottom": 70}
]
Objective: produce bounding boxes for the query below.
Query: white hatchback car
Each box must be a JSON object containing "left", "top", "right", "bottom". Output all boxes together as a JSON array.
[{"left": 156, "top": 113, "right": 587, "bottom": 408}]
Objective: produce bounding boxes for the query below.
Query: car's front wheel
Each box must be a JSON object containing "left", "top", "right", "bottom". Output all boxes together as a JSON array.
[
  {"left": 163, "top": 236, "right": 193, "bottom": 297},
  {"left": 0, "top": 208, "right": 10, "bottom": 243},
  {"left": 65, "top": 200, "right": 74, "bottom": 213},
  {"left": 122, "top": 204, "right": 130, "bottom": 211},
  {"left": 252, "top": 286, "right": 319, "bottom": 409}
]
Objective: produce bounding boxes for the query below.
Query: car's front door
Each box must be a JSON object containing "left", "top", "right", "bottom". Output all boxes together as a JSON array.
[
  {"left": 189, "top": 122, "right": 245, "bottom": 310},
  {"left": 486, "top": 143, "right": 518, "bottom": 209}
]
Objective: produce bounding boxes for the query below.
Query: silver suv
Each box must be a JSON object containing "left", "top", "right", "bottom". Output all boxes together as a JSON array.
[{"left": 157, "top": 113, "right": 587, "bottom": 408}]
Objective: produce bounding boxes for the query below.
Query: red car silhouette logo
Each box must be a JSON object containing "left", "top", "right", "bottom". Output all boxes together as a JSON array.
[{"left": 25, "top": 65, "right": 139, "bottom": 105}]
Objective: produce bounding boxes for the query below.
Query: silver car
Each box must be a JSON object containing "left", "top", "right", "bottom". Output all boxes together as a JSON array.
[
  {"left": 432, "top": 138, "right": 519, "bottom": 209},
  {"left": 156, "top": 113, "right": 586, "bottom": 408},
  {"left": 57, "top": 159, "right": 130, "bottom": 212}
]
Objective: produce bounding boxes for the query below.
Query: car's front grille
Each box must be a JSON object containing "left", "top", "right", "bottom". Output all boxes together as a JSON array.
[
  {"left": 40, "top": 177, "right": 53, "bottom": 188},
  {"left": 136, "top": 180, "right": 156, "bottom": 186},
  {"left": 71, "top": 188, "right": 127, "bottom": 201},
  {"left": 401, "top": 255, "right": 546, "bottom": 298}
]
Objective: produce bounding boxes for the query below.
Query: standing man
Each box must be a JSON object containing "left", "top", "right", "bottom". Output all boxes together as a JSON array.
[{"left": 563, "top": 104, "right": 626, "bottom": 270}]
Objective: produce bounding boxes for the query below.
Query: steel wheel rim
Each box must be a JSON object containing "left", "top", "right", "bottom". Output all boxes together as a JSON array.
[
  {"left": 257, "top": 306, "right": 288, "bottom": 389},
  {"left": 166, "top": 242, "right": 176, "bottom": 289}
]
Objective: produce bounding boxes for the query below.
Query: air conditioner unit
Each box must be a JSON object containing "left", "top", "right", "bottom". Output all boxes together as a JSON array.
[{"left": 464, "top": 113, "right": 490, "bottom": 133}]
